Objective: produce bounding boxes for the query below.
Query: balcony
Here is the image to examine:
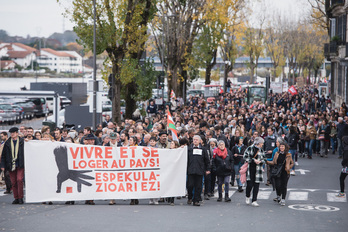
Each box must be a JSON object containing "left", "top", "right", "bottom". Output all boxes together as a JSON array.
[
  {"left": 327, "top": 0, "right": 345, "bottom": 17},
  {"left": 330, "top": 41, "right": 338, "bottom": 55},
  {"left": 331, "top": 0, "right": 344, "bottom": 5}
]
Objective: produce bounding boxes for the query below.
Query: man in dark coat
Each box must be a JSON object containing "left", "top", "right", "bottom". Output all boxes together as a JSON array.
[
  {"left": 187, "top": 135, "right": 211, "bottom": 206},
  {"left": 1, "top": 127, "right": 25, "bottom": 204}
]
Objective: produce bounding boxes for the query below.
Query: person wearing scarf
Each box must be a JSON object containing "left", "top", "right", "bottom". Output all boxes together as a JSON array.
[
  {"left": 243, "top": 137, "right": 266, "bottom": 207},
  {"left": 212, "top": 140, "right": 233, "bottom": 202},
  {"left": 1, "top": 127, "right": 25, "bottom": 204}
]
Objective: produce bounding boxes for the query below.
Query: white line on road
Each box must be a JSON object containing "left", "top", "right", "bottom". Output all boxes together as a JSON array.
[
  {"left": 214, "top": 190, "right": 236, "bottom": 198},
  {"left": 288, "top": 192, "right": 308, "bottom": 201},
  {"left": 258, "top": 191, "right": 272, "bottom": 200},
  {"left": 327, "top": 193, "right": 347, "bottom": 202}
]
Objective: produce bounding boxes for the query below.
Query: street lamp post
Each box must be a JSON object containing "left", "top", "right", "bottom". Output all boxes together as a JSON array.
[{"left": 92, "top": 0, "right": 97, "bottom": 130}]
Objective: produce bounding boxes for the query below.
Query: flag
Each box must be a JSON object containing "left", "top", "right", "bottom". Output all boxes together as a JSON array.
[
  {"left": 238, "top": 85, "right": 242, "bottom": 91},
  {"left": 170, "top": 90, "right": 176, "bottom": 99},
  {"left": 288, "top": 85, "right": 298, "bottom": 96},
  {"left": 219, "top": 87, "right": 224, "bottom": 94},
  {"left": 167, "top": 110, "right": 178, "bottom": 142}
]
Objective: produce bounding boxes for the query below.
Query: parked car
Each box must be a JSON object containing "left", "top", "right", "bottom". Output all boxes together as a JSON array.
[
  {"left": 11, "top": 104, "right": 23, "bottom": 123},
  {"left": 0, "top": 103, "right": 17, "bottom": 125},
  {"left": 14, "top": 101, "right": 36, "bottom": 119},
  {"left": 46, "top": 96, "right": 72, "bottom": 112},
  {"left": 29, "top": 98, "right": 49, "bottom": 117},
  {"left": 60, "top": 96, "right": 71, "bottom": 109},
  {"left": 45, "top": 109, "right": 65, "bottom": 128}
]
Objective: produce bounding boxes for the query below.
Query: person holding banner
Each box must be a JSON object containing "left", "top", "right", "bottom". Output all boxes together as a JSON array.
[
  {"left": 187, "top": 135, "right": 211, "bottom": 206},
  {"left": 1, "top": 127, "right": 25, "bottom": 204},
  {"left": 84, "top": 134, "right": 97, "bottom": 205},
  {"left": 167, "top": 140, "right": 180, "bottom": 206}
]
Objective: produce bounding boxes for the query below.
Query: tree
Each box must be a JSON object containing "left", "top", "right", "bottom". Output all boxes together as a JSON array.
[
  {"left": 152, "top": 0, "right": 206, "bottom": 100},
  {"left": 220, "top": 0, "right": 247, "bottom": 92},
  {"left": 61, "top": 0, "right": 157, "bottom": 124},
  {"left": 193, "top": 0, "right": 246, "bottom": 89},
  {"left": 264, "top": 13, "right": 286, "bottom": 81},
  {"left": 242, "top": 25, "right": 264, "bottom": 84},
  {"left": 307, "top": 0, "right": 329, "bottom": 35}
]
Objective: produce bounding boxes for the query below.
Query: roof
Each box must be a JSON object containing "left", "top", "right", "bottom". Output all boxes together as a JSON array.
[
  {"left": 12, "top": 43, "right": 37, "bottom": 53},
  {"left": 41, "top": 48, "right": 76, "bottom": 58},
  {"left": 7, "top": 50, "right": 33, "bottom": 59},
  {"left": 0, "top": 60, "right": 16, "bottom": 68}
]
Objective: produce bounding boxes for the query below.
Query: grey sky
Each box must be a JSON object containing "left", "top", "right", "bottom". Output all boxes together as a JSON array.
[{"left": 0, "top": 0, "right": 310, "bottom": 38}]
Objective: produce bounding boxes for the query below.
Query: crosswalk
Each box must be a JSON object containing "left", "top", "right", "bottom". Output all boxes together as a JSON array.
[
  {"left": 213, "top": 187, "right": 347, "bottom": 203},
  {"left": 0, "top": 188, "right": 346, "bottom": 203}
]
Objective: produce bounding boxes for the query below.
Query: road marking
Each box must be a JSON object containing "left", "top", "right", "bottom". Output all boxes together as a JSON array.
[
  {"left": 214, "top": 190, "right": 236, "bottom": 198},
  {"left": 295, "top": 169, "right": 310, "bottom": 175},
  {"left": 258, "top": 191, "right": 272, "bottom": 200},
  {"left": 289, "top": 204, "right": 340, "bottom": 212},
  {"left": 288, "top": 192, "right": 308, "bottom": 201},
  {"left": 327, "top": 193, "right": 347, "bottom": 202}
]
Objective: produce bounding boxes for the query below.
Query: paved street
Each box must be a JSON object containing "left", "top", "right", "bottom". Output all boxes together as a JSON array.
[
  {"left": 0, "top": 151, "right": 347, "bottom": 232},
  {"left": 0, "top": 117, "right": 46, "bottom": 131}
]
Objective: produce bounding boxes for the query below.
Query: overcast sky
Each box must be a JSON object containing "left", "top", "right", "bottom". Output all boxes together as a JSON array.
[{"left": 0, "top": 0, "right": 310, "bottom": 38}]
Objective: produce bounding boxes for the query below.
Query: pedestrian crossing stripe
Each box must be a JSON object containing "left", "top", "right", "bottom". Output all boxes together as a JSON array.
[
  {"left": 211, "top": 189, "right": 347, "bottom": 202},
  {"left": 258, "top": 191, "right": 272, "bottom": 200},
  {"left": 288, "top": 192, "right": 308, "bottom": 201},
  {"left": 327, "top": 193, "right": 347, "bottom": 202}
]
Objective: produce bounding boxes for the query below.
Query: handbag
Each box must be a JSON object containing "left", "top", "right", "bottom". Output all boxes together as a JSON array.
[
  {"left": 271, "top": 158, "right": 286, "bottom": 178},
  {"left": 342, "top": 167, "right": 348, "bottom": 174}
]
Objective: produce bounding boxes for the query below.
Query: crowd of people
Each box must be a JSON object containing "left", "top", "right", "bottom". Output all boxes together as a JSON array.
[{"left": 1, "top": 85, "right": 348, "bottom": 206}]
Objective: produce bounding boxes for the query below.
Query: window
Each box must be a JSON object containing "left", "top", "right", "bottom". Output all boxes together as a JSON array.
[
  {"left": 331, "top": 18, "right": 336, "bottom": 39},
  {"left": 338, "top": 64, "right": 343, "bottom": 95}
]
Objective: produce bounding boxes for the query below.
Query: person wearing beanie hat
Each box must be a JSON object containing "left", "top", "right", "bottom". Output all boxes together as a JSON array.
[
  {"left": 1, "top": 127, "right": 25, "bottom": 204},
  {"left": 267, "top": 140, "right": 293, "bottom": 206},
  {"left": 243, "top": 137, "right": 266, "bottom": 207}
]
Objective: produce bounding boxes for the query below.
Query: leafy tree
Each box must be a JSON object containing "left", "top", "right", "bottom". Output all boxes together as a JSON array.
[
  {"left": 152, "top": 0, "right": 206, "bottom": 100},
  {"left": 60, "top": 0, "right": 157, "bottom": 123}
]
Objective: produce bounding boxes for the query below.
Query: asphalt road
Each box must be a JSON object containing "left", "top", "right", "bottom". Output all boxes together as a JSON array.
[
  {"left": 0, "top": 151, "right": 347, "bottom": 232},
  {"left": 0, "top": 116, "right": 46, "bottom": 131}
]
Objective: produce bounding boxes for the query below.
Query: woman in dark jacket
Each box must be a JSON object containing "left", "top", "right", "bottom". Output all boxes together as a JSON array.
[
  {"left": 267, "top": 141, "right": 294, "bottom": 206},
  {"left": 231, "top": 137, "right": 247, "bottom": 192},
  {"left": 337, "top": 136, "right": 348, "bottom": 197},
  {"left": 212, "top": 140, "right": 233, "bottom": 202},
  {"left": 319, "top": 119, "right": 331, "bottom": 158},
  {"left": 286, "top": 126, "right": 299, "bottom": 176}
]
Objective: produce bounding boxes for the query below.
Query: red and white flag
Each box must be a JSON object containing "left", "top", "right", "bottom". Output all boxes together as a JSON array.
[
  {"left": 170, "top": 90, "right": 176, "bottom": 99},
  {"left": 219, "top": 87, "right": 224, "bottom": 94},
  {"left": 288, "top": 85, "right": 298, "bottom": 96}
]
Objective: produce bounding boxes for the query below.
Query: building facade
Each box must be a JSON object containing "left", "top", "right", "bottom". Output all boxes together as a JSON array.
[
  {"left": 325, "top": 0, "right": 348, "bottom": 107},
  {"left": 38, "top": 48, "right": 82, "bottom": 73}
]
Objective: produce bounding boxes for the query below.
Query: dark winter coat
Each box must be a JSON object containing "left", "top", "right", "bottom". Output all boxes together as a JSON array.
[
  {"left": 212, "top": 149, "right": 233, "bottom": 176},
  {"left": 0, "top": 137, "right": 25, "bottom": 171},
  {"left": 187, "top": 144, "right": 211, "bottom": 175},
  {"left": 231, "top": 144, "right": 246, "bottom": 165},
  {"left": 286, "top": 133, "right": 299, "bottom": 150},
  {"left": 342, "top": 136, "right": 348, "bottom": 168}
]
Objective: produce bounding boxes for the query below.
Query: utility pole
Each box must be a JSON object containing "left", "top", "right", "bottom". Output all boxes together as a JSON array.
[{"left": 92, "top": 0, "right": 97, "bottom": 130}]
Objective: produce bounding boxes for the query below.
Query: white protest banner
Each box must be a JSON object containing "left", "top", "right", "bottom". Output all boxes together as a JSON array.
[{"left": 24, "top": 141, "right": 187, "bottom": 203}]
